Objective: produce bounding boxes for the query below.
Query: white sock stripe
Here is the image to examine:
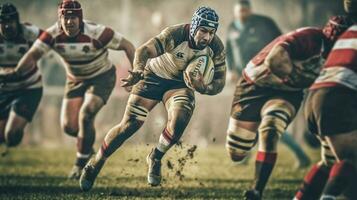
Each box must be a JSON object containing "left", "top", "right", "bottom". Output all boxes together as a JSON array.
[{"left": 76, "top": 152, "right": 91, "bottom": 159}]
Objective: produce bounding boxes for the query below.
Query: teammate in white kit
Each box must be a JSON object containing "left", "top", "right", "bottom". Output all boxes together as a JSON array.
[
  {"left": 0, "top": 3, "right": 43, "bottom": 149},
  {"left": 79, "top": 6, "right": 226, "bottom": 191},
  {"left": 3, "top": 0, "right": 135, "bottom": 179}
]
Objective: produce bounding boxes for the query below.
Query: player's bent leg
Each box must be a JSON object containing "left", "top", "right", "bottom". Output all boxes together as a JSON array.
[
  {"left": 80, "top": 94, "right": 158, "bottom": 191},
  {"left": 320, "top": 131, "right": 357, "bottom": 199},
  {"left": 294, "top": 137, "right": 334, "bottom": 200},
  {"left": 0, "top": 119, "right": 7, "bottom": 144},
  {"left": 246, "top": 99, "right": 296, "bottom": 199},
  {"left": 147, "top": 88, "right": 195, "bottom": 186},
  {"left": 226, "top": 117, "right": 258, "bottom": 163},
  {"left": 4, "top": 111, "right": 28, "bottom": 147},
  {"left": 69, "top": 94, "right": 103, "bottom": 179},
  {"left": 61, "top": 97, "right": 83, "bottom": 137}
]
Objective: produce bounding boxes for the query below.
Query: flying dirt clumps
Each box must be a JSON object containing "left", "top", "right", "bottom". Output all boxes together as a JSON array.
[{"left": 174, "top": 145, "right": 197, "bottom": 181}]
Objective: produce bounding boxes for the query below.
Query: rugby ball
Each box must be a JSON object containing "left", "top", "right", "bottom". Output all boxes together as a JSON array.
[{"left": 183, "top": 55, "right": 215, "bottom": 89}]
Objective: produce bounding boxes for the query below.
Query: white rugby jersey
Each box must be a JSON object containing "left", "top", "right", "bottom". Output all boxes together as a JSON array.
[
  {"left": 0, "top": 23, "right": 42, "bottom": 91},
  {"left": 33, "top": 20, "right": 123, "bottom": 80},
  {"left": 311, "top": 25, "right": 357, "bottom": 91},
  {"left": 147, "top": 24, "right": 226, "bottom": 81}
]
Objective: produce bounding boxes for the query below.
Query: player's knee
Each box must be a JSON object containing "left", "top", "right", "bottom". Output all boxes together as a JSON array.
[
  {"left": 125, "top": 103, "right": 149, "bottom": 122},
  {"left": 61, "top": 121, "right": 78, "bottom": 137},
  {"left": 166, "top": 94, "right": 195, "bottom": 115},
  {"left": 79, "top": 108, "right": 97, "bottom": 123},
  {"left": 6, "top": 129, "right": 24, "bottom": 147},
  {"left": 320, "top": 140, "right": 336, "bottom": 167},
  {"left": 259, "top": 102, "right": 295, "bottom": 151},
  {"left": 226, "top": 118, "right": 257, "bottom": 162}
]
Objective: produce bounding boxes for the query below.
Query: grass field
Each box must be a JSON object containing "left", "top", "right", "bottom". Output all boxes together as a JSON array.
[{"left": 0, "top": 143, "right": 319, "bottom": 199}]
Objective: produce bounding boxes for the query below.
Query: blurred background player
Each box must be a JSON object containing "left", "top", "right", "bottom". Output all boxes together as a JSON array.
[
  {"left": 226, "top": 0, "right": 281, "bottom": 82},
  {"left": 0, "top": 3, "right": 43, "bottom": 151},
  {"left": 225, "top": 16, "right": 350, "bottom": 199},
  {"left": 79, "top": 6, "right": 226, "bottom": 191},
  {"left": 226, "top": 0, "right": 311, "bottom": 169},
  {"left": 3, "top": 0, "right": 135, "bottom": 179},
  {"left": 294, "top": 1, "right": 357, "bottom": 199}
]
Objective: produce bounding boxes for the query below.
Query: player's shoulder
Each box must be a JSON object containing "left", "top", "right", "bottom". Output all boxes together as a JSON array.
[
  {"left": 21, "top": 22, "right": 42, "bottom": 40},
  {"left": 83, "top": 20, "right": 110, "bottom": 38},
  {"left": 209, "top": 34, "right": 224, "bottom": 54},
  {"left": 161, "top": 23, "right": 187, "bottom": 37}
]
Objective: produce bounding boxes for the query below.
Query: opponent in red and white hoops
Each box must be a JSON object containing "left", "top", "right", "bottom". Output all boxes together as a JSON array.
[
  {"left": 295, "top": 3, "right": 357, "bottom": 200},
  {"left": 0, "top": 3, "right": 43, "bottom": 150},
  {"left": 225, "top": 16, "right": 352, "bottom": 199},
  {"left": 79, "top": 6, "right": 226, "bottom": 191},
  {"left": 2, "top": 0, "right": 135, "bottom": 179}
]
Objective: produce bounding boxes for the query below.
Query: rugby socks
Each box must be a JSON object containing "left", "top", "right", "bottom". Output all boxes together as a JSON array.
[
  {"left": 294, "top": 163, "right": 330, "bottom": 200},
  {"left": 153, "top": 128, "right": 176, "bottom": 160},
  {"left": 321, "top": 160, "right": 357, "bottom": 198},
  {"left": 253, "top": 151, "right": 277, "bottom": 194},
  {"left": 76, "top": 137, "right": 95, "bottom": 168}
]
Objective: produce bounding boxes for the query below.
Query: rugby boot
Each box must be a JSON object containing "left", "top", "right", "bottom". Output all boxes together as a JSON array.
[
  {"left": 146, "top": 149, "right": 162, "bottom": 186},
  {"left": 244, "top": 189, "right": 261, "bottom": 200},
  {"left": 79, "top": 157, "right": 105, "bottom": 192}
]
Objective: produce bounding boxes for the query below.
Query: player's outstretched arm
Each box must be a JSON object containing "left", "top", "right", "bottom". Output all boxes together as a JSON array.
[
  {"left": 117, "top": 37, "right": 135, "bottom": 68},
  {"left": 121, "top": 38, "right": 159, "bottom": 87}
]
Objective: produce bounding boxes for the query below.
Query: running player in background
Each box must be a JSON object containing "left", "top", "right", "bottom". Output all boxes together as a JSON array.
[
  {"left": 0, "top": 3, "right": 43, "bottom": 151},
  {"left": 2, "top": 0, "right": 135, "bottom": 179},
  {"left": 225, "top": 16, "right": 351, "bottom": 199},
  {"left": 79, "top": 6, "right": 226, "bottom": 191}
]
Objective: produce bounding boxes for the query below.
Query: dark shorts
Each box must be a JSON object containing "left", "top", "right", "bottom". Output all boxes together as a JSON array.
[
  {"left": 0, "top": 87, "right": 43, "bottom": 122},
  {"left": 305, "top": 86, "right": 357, "bottom": 136},
  {"left": 64, "top": 67, "right": 116, "bottom": 104},
  {"left": 231, "top": 77, "right": 304, "bottom": 122},
  {"left": 131, "top": 70, "right": 188, "bottom": 101}
]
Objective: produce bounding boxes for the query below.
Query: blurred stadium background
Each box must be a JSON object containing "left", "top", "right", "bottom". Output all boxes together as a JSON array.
[{"left": 0, "top": 0, "right": 344, "bottom": 148}]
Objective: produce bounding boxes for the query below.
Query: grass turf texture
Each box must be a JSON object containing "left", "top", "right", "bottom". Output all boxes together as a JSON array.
[{"left": 0, "top": 144, "right": 319, "bottom": 199}]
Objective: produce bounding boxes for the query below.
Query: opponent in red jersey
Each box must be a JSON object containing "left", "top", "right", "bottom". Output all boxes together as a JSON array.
[{"left": 225, "top": 16, "right": 351, "bottom": 199}]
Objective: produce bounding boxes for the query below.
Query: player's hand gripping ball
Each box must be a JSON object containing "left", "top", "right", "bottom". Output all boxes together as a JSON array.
[{"left": 183, "top": 55, "right": 214, "bottom": 93}]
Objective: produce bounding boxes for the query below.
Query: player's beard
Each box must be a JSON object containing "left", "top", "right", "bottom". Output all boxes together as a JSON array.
[{"left": 196, "top": 39, "right": 209, "bottom": 49}]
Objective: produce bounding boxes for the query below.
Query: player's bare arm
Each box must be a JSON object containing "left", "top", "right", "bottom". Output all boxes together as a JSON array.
[
  {"left": 117, "top": 37, "right": 135, "bottom": 67},
  {"left": 121, "top": 38, "right": 159, "bottom": 87}
]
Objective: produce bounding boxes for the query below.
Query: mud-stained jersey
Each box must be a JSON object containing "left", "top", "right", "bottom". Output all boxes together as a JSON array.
[
  {"left": 0, "top": 23, "right": 43, "bottom": 91},
  {"left": 147, "top": 24, "right": 226, "bottom": 81},
  {"left": 311, "top": 25, "right": 357, "bottom": 91},
  {"left": 243, "top": 27, "right": 325, "bottom": 91},
  {"left": 33, "top": 20, "right": 123, "bottom": 80}
]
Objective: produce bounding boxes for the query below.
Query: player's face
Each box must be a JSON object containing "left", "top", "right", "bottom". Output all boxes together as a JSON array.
[
  {"left": 194, "top": 27, "right": 216, "bottom": 49},
  {"left": 61, "top": 15, "right": 80, "bottom": 37},
  {"left": 0, "top": 19, "right": 18, "bottom": 39}
]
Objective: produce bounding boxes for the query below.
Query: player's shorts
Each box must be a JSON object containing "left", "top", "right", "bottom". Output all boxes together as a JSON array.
[
  {"left": 0, "top": 87, "right": 43, "bottom": 122},
  {"left": 131, "top": 69, "right": 188, "bottom": 101},
  {"left": 231, "top": 77, "right": 303, "bottom": 122},
  {"left": 305, "top": 86, "right": 357, "bottom": 136},
  {"left": 64, "top": 66, "right": 116, "bottom": 103}
]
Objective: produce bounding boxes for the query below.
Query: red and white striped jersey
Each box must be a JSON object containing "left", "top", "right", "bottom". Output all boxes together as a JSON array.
[
  {"left": 33, "top": 20, "right": 123, "bottom": 80},
  {"left": 0, "top": 23, "right": 43, "bottom": 91},
  {"left": 242, "top": 27, "right": 325, "bottom": 91},
  {"left": 311, "top": 25, "right": 357, "bottom": 91}
]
